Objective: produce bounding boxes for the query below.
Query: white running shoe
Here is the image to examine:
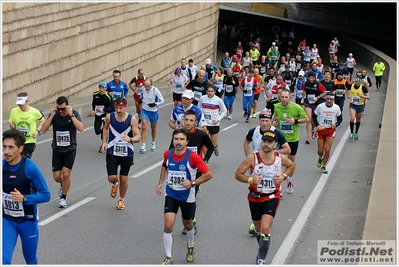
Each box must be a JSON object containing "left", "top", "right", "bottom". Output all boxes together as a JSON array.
[
  {"left": 139, "top": 144, "right": 146, "bottom": 153},
  {"left": 58, "top": 198, "right": 67, "bottom": 208}
]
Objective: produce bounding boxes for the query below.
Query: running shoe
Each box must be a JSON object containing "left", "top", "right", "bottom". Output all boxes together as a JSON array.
[
  {"left": 58, "top": 198, "right": 67, "bottom": 208},
  {"left": 287, "top": 178, "right": 294, "bottom": 194},
  {"left": 320, "top": 166, "right": 328, "bottom": 174},
  {"left": 246, "top": 119, "right": 249, "bottom": 123},
  {"left": 58, "top": 184, "right": 62, "bottom": 197},
  {"left": 214, "top": 147, "right": 219, "bottom": 156},
  {"left": 151, "top": 141, "right": 156, "bottom": 152},
  {"left": 257, "top": 259, "right": 266, "bottom": 265},
  {"left": 243, "top": 111, "right": 247, "bottom": 118},
  {"left": 161, "top": 256, "right": 173, "bottom": 265},
  {"left": 186, "top": 245, "right": 195, "bottom": 263},
  {"left": 110, "top": 183, "right": 118, "bottom": 198},
  {"left": 312, "top": 130, "right": 317, "bottom": 139},
  {"left": 249, "top": 223, "right": 257, "bottom": 236},
  {"left": 305, "top": 137, "right": 311, "bottom": 144},
  {"left": 139, "top": 144, "right": 146, "bottom": 153},
  {"left": 116, "top": 199, "right": 125, "bottom": 210},
  {"left": 349, "top": 133, "right": 354, "bottom": 140},
  {"left": 228, "top": 115, "right": 232, "bottom": 120},
  {"left": 354, "top": 133, "right": 359, "bottom": 140},
  {"left": 317, "top": 158, "right": 323, "bottom": 168},
  {"left": 252, "top": 113, "right": 257, "bottom": 118}
]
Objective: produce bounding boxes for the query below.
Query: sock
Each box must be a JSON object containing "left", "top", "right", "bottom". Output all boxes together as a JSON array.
[
  {"left": 258, "top": 233, "right": 271, "bottom": 261},
  {"left": 61, "top": 194, "right": 67, "bottom": 200},
  {"left": 151, "top": 141, "right": 155, "bottom": 145},
  {"left": 163, "top": 230, "right": 173, "bottom": 258},
  {"left": 319, "top": 156, "right": 323, "bottom": 160},
  {"left": 186, "top": 227, "right": 195, "bottom": 246},
  {"left": 355, "top": 122, "right": 361, "bottom": 133},
  {"left": 119, "top": 197, "right": 124, "bottom": 201},
  {"left": 114, "top": 181, "right": 119, "bottom": 186},
  {"left": 350, "top": 121, "right": 354, "bottom": 133}
]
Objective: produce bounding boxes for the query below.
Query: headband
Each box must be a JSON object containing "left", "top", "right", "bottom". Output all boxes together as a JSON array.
[{"left": 115, "top": 103, "right": 127, "bottom": 107}]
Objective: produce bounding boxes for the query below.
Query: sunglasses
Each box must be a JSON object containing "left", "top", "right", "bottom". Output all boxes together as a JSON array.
[{"left": 57, "top": 107, "right": 66, "bottom": 111}]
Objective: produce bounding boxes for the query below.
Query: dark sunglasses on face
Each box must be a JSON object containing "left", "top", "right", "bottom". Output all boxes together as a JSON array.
[{"left": 57, "top": 107, "right": 66, "bottom": 111}]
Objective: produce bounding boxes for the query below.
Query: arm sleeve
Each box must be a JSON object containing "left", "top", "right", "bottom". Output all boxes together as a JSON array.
[
  {"left": 155, "top": 89, "right": 165, "bottom": 105},
  {"left": 123, "top": 82, "right": 129, "bottom": 98},
  {"left": 104, "top": 97, "right": 115, "bottom": 114},
  {"left": 202, "top": 134, "right": 215, "bottom": 162},
  {"left": 312, "top": 109, "right": 319, "bottom": 127},
  {"left": 25, "top": 160, "right": 51, "bottom": 205}
]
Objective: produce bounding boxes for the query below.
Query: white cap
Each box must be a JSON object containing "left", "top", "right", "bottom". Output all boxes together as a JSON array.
[
  {"left": 182, "top": 90, "right": 194, "bottom": 99},
  {"left": 331, "top": 40, "right": 335, "bottom": 43},
  {"left": 16, "top": 96, "right": 28, "bottom": 105},
  {"left": 205, "top": 58, "right": 211, "bottom": 64},
  {"left": 272, "top": 42, "right": 276, "bottom": 46},
  {"left": 298, "top": 70, "right": 305, "bottom": 76},
  {"left": 349, "top": 53, "right": 353, "bottom": 56}
]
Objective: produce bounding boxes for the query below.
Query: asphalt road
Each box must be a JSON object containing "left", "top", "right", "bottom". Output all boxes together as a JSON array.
[{"left": 9, "top": 71, "right": 383, "bottom": 264}]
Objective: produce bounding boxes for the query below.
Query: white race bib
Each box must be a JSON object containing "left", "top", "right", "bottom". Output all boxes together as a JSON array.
[
  {"left": 226, "top": 85, "right": 233, "bottom": 93},
  {"left": 167, "top": 170, "right": 187, "bottom": 190},
  {"left": 113, "top": 141, "right": 128, "bottom": 156},
  {"left": 194, "top": 91, "right": 202, "bottom": 101},
  {"left": 352, "top": 96, "right": 360, "bottom": 104},
  {"left": 256, "top": 173, "right": 277, "bottom": 194},
  {"left": 56, "top": 131, "right": 70, "bottom": 146},
  {"left": 187, "top": 146, "right": 198, "bottom": 154},
  {"left": 307, "top": 94, "right": 316, "bottom": 104},
  {"left": 95, "top": 105, "right": 105, "bottom": 116},
  {"left": 3, "top": 192, "right": 25, "bottom": 217}
]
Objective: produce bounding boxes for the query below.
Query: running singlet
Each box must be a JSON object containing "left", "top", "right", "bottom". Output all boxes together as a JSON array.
[
  {"left": 349, "top": 84, "right": 367, "bottom": 106},
  {"left": 241, "top": 77, "right": 256, "bottom": 97},
  {"left": 107, "top": 113, "right": 134, "bottom": 157}
]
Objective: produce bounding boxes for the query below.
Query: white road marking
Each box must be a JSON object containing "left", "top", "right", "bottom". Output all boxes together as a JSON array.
[
  {"left": 271, "top": 126, "right": 350, "bottom": 264},
  {"left": 39, "top": 197, "right": 96, "bottom": 226},
  {"left": 131, "top": 161, "right": 163, "bottom": 178},
  {"left": 222, "top": 123, "right": 238, "bottom": 131}
]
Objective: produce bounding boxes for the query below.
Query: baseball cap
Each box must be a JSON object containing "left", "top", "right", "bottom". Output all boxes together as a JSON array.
[
  {"left": 205, "top": 58, "right": 211, "bottom": 64},
  {"left": 349, "top": 53, "right": 353, "bottom": 56},
  {"left": 176, "top": 67, "right": 182, "bottom": 74},
  {"left": 307, "top": 71, "right": 316, "bottom": 77},
  {"left": 182, "top": 90, "right": 194, "bottom": 99},
  {"left": 298, "top": 70, "right": 305, "bottom": 76},
  {"left": 188, "top": 58, "right": 193, "bottom": 63},
  {"left": 272, "top": 42, "right": 276, "bottom": 46},
  {"left": 261, "top": 130, "right": 278, "bottom": 141},
  {"left": 99, "top": 82, "right": 107, "bottom": 87},
  {"left": 16, "top": 96, "right": 28, "bottom": 105},
  {"left": 331, "top": 40, "right": 335, "bottom": 43}
]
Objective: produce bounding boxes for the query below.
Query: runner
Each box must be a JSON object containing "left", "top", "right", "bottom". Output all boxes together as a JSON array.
[
  {"left": 235, "top": 130, "right": 295, "bottom": 265},
  {"left": 347, "top": 78, "right": 370, "bottom": 141},
  {"left": 239, "top": 69, "right": 259, "bottom": 123},
  {"left": 167, "top": 67, "right": 189, "bottom": 107},
  {"left": 100, "top": 97, "right": 141, "bottom": 210},
  {"left": 223, "top": 68, "right": 239, "bottom": 119},
  {"left": 156, "top": 128, "right": 212, "bottom": 265},
  {"left": 107, "top": 69, "right": 129, "bottom": 100},
  {"left": 128, "top": 69, "right": 147, "bottom": 127},
  {"left": 313, "top": 92, "right": 342, "bottom": 174},
  {"left": 2, "top": 128, "right": 51, "bottom": 264}
]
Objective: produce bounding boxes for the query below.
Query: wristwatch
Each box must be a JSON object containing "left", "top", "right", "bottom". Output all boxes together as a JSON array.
[
  {"left": 23, "top": 195, "right": 27, "bottom": 202},
  {"left": 70, "top": 113, "right": 75, "bottom": 117},
  {"left": 191, "top": 181, "right": 197, "bottom": 187},
  {"left": 282, "top": 173, "right": 288, "bottom": 180}
]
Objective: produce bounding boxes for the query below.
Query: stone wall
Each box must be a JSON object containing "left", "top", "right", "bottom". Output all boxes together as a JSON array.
[{"left": 2, "top": 2, "right": 219, "bottom": 112}]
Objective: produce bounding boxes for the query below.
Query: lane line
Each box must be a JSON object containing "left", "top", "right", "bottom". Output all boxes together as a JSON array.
[
  {"left": 39, "top": 197, "right": 95, "bottom": 226},
  {"left": 222, "top": 123, "right": 238, "bottom": 131},
  {"left": 271, "top": 126, "right": 350, "bottom": 264},
  {"left": 131, "top": 161, "right": 163, "bottom": 178}
]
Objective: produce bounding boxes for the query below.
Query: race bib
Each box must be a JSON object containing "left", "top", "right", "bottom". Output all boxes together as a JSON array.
[
  {"left": 280, "top": 121, "right": 293, "bottom": 134},
  {"left": 352, "top": 96, "right": 360, "bottom": 104},
  {"left": 17, "top": 127, "right": 30, "bottom": 137},
  {"left": 194, "top": 91, "right": 202, "bottom": 101},
  {"left": 112, "top": 91, "right": 122, "bottom": 99},
  {"left": 335, "top": 89, "right": 344, "bottom": 96},
  {"left": 167, "top": 170, "right": 186, "bottom": 190},
  {"left": 226, "top": 85, "right": 233, "bottom": 93},
  {"left": 56, "top": 131, "right": 70, "bottom": 146},
  {"left": 307, "top": 94, "right": 316, "bottom": 104},
  {"left": 260, "top": 66, "right": 266, "bottom": 73},
  {"left": 323, "top": 116, "right": 334, "bottom": 127},
  {"left": 113, "top": 141, "right": 128, "bottom": 156},
  {"left": 175, "top": 83, "right": 182, "bottom": 88},
  {"left": 256, "top": 173, "right": 277, "bottom": 194},
  {"left": 95, "top": 105, "right": 105, "bottom": 116},
  {"left": 3, "top": 192, "right": 25, "bottom": 218},
  {"left": 285, "top": 80, "right": 291, "bottom": 86},
  {"left": 204, "top": 112, "right": 213, "bottom": 124},
  {"left": 187, "top": 146, "right": 198, "bottom": 154}
]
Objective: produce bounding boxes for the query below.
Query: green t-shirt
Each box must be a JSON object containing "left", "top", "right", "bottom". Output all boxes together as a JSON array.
[
  {"left": 273, "top": 102, "right": 308, "bottom": 142},
  {"left": 9, "top": 106, "right": 44, "bottom": 144},
  {"left": 268, "top": 50, "right": 280, "bottom": 63}
]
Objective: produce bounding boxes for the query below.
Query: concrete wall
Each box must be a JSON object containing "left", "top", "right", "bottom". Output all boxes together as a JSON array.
[{"left": 2, "top": 2, "right": 219, "bottom": 112}]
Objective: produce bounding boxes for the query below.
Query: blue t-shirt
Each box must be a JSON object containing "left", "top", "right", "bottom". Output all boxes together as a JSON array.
[{"left": 107, "top": 80, "right": 129, "bottom": 99}]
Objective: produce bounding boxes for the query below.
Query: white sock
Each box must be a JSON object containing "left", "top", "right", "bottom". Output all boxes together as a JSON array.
[{"left": 163, "top": 231, "right": 173, "bottom": 258}]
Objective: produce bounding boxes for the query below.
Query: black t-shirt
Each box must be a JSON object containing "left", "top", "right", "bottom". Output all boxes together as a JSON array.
[{"left": 223, "top": 75, "right": 239, "bottom": 97}]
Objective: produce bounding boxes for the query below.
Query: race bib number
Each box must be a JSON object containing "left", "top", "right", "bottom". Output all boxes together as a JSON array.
[
  {"left": 56, "top": 131, "right": 70, "bottom": 146},
  {"left": 113, "top": 141, "right": 128, "bottom": 156},
  {"left": 112, "top": 91, "right": 122, "bottom": 99},
  {"left": 271, "top": 56, "right": 277, "bottom": 60},
  {"left": 136, "top": 86, "right": 144, "bottom": 95},
  {"left": 17, "top": 127, "right": 30, "bottom": 137},
  {"left": 323, "top": 116, "right": 334, "bottom": 126},
  {"left": 307, "top": 94, "right": 316, "bottom": 104},
  {"left": 95, "top": 105, "right": 105, "bottom": 116},
  {"left": 335, "top": 89, "right": 344, "bottom": 96},
  {"left": 285, "top": 80, "right": 291, "bottom": 86},
  {"left": 187, "top": 146, "right": 198, "bottom": 154},
  {"left": 175, "top": 83, "right": 182, "bottom": 88},
  {"left": 194, "top": 91, "right": 202, "bottom": 101},
  {"left": 280, "top": 121, "right": 293, "bottom": 134},
  {"left": 3, "top": 192, "right": 25, "bottom": 217},
  {"left": 260, "top": 66, "right": 266, "bottom": 73},
  {"left": 167, "top": 170, "right": 186, "bottom": 190},
  {"left": 256, "top": 173, "right": 276, "bottom": 194},
  {"left": 204, "top": 112, "right": 213, "bottom": 124},
  {"left": 296, "top": 89, "right": 303, "bottom": 98},
  {"left": 352, "top": 96, "right": 360, "bottom": 104}
]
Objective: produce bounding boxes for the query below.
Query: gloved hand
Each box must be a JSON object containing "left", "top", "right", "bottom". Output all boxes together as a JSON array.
[
  {"left": 243, "top": 89, "right": 248, "bottom": 94},
  {"left": 148, "top": 103, "right": 156, "bottom": 108},
  {"left": 138, "top": 100, "right": 143, "bottom": 104}
]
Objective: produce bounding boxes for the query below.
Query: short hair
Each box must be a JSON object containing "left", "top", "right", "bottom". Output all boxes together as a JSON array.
[
  {"left": 114, "top": 97, "right": 127, "bottom": 105},
  {"left": 137, "top": 68, "right": 143, "bottom": 74},
  {"left": 17, "top": 92, "right": 28, "bottom": 97},
  {"left": 184, "top": 109, "right": 198, "bottom": 119},
  {"left": 206, "top": 83, "right": 215, "bottom": 90},
  {"left": 324, "top": 70, "right": 331, "bottom": 75},
  {"left": 3, "top": 128, "right": 25, "bottom": 148},
  {"left": 113, "top": 70, "right": 121, "bottom": 75},
  {"left": 56, "top": 96, "right": 68, "bottom": 105},
  {"left": 172, "top": 128, "right": 190, "bottom": 142}
]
